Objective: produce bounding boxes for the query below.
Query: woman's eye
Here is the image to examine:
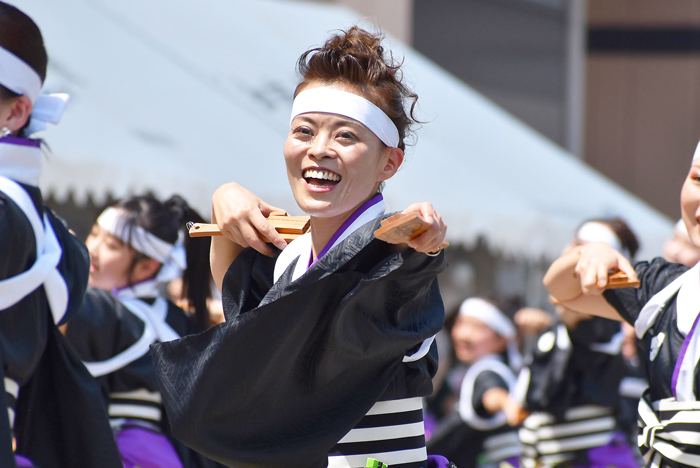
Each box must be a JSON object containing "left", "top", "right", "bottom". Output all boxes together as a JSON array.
[
  {"left": 338, "top": 131, "right": 357, "bottom": 140},
  {"left": 293, "top": 126, "right": 312, "bottom": 135},
  {"left": 691, "top": 170, "right": 700, "bottom": 181}
]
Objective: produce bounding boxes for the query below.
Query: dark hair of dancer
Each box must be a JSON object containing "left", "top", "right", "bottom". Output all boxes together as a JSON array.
[
  {"left": 295, "top": 26, "right": 419, "bottom": 152},
  {"left": 113, "top": 195, "right": 213, "bottom": 332},
  {"left": 0, "top": 2, "right": 47, "bottom": 101}
]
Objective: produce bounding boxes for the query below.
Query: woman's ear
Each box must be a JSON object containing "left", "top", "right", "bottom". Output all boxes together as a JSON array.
[
  {"left": 130, "top": 258, "right": 162, "bottom": 284},
  {"left": 0, "top": 95, "right": 33, "bottom": 132},
  {"left": 377, "top": 147, "right": 404, "bottom": 182}
]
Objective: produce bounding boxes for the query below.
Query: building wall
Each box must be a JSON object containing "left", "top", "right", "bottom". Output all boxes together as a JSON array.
[
  {"left": 307, "top": 0, "right": 414, "bottom": 44},
  {"left": 586, "top": 0, "right": 700, "bottom": 219},
  {"left": 412, "top": 0, "right": 572, "bottom": 149}
]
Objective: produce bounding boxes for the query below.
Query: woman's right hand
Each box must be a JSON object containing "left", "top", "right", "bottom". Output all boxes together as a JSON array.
[
  {"left": 212, "top": 182, "right": 288, "bottom": 256},
  {"left": 574, "top": 242, "right": 638, "bottom": 295}
]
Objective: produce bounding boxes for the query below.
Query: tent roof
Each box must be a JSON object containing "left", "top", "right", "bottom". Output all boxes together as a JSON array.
[{"left": 15, "top": 0, "right": 673, "bottom": 260}]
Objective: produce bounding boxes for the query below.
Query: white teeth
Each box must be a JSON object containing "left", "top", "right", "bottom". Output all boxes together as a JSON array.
[{"left": 303, "top": 169, "right": 340, "bottom": 182}]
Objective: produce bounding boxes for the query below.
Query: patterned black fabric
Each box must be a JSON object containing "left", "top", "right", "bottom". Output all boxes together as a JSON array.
[{"left": 152, "top": 216, "right": 446, "bottom": 468}]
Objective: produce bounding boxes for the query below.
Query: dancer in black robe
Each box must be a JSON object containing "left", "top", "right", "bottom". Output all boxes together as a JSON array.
[
  {"left": 63, "top": 195, "right": 224, "bottom": 468},
  {"left": 0, "top": 3, "right": 121, "bottom": 467},
  {"left": 518, "top": 219, "right": 640, "bottom": 468},
  {"left": 152, "top": 26, "right": 451, "bottom": 468},
  {"left": 545, "top": 147, "right": 700, "bottom": 467}
]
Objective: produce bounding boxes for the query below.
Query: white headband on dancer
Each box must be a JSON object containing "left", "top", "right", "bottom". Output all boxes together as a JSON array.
[
  {"left": 459, "top": 298, "right": 522, "bottom": 370},
  {"left": 576, "top": 221, "right": 629, "bottom": 259},
  {"left": 290, "top": 87, "right": 400, "bottom": 148},
  {"left": 459, "top": 298, "right": 516, "bottom": 340},
  {"left": 0, "top": 46, "right": 69, "bottom": 135},
  {"left": 97, "top": 207, "right": 187, "bottom": 283}
]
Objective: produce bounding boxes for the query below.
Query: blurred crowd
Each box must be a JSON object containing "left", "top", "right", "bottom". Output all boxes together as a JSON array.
[{"left": 421, "top": 217, "right": 700, "bottom": 468}]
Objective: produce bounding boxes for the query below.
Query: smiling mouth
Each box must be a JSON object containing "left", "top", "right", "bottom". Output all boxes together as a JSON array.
[{"left": 303, "top": 168, "right": 341, "bottom": 187}]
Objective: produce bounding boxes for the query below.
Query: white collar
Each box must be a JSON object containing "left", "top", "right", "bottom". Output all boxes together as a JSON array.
[
  {"left": 0, "top": 137, "right": 43, "bottom": 186},
  {"left": 676, "top": 263, "right": 700, "bottom": 336},
  {"left": 113, "top": 279, "right": 160, "bottom": 300},
  {"left": 273, "top": 197, "right": 386, "bottom": 284}
]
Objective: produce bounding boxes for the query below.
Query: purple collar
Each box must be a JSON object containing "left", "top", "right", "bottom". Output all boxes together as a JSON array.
[
  {"left": 0, "top": 136, "right": 41, "bottom": 148},
  {"left": 310, "top": 193, "right": 384, "bottom": 267}
]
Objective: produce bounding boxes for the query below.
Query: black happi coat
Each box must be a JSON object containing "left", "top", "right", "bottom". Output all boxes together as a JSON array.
[
  {"left": 0, "top": 184, "right": 122, "bottom": 468},
  {"left": 525, "top": 318, "right": 625, "bottom": 417},
  {"left": 603, "top": 258, "right": 692, "bottom": 402},
  {"left": 66, "top": 288, "right": 193, "bottom": 399},
  {"left": 65, "top": 288, "right": 227, "bottom": 468},
  {"left": 152, "top": 216, "right": 446, "bottom": 468}
]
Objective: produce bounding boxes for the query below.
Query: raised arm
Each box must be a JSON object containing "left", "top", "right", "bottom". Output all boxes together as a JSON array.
[
  {"left": 210, "top": 183, "right": 287, "bottom": 292},
  {"left": 543, "top": 242, "right": 638, "bottom": 321}
]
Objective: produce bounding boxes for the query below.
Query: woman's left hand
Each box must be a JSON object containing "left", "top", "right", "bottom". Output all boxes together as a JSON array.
[{"left": 401, "top": 202, "right": 447, "bottom": 254}]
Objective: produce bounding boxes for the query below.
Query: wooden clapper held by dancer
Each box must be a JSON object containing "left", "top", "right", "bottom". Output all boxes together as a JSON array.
[
  {"left": 188, "top": 212, "right": 639, "bottom": 289},
  {"left": 188, "top": 211, "right": 450, "bottom": 248}
]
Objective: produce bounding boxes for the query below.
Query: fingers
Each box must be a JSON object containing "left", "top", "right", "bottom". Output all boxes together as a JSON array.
[
  {"left": 618, "top": 259, "right": 639, "bottom": 284},
  {"left": 575, "top": 242, "right": 636, "bottom": 295},
  {"left": 212, "top": 182, "right": 280, "bottom": 256},
  {"left": 403, "top": 202, "right": 448, "bottom": 253}
]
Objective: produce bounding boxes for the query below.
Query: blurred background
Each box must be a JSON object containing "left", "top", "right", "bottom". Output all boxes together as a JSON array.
[{"left": 13, "top": 0, "right": 690, "bottom": 312}]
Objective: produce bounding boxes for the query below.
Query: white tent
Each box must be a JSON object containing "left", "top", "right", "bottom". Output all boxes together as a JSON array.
[{"left": 14, "top": 0, "right": 673, "bottom": 260}]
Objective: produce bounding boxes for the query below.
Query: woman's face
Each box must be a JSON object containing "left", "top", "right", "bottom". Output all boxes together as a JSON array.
[
  {"left": 85, "top": 224, "right": 135, "bottom": 291},
  {"left": 451, "top": 315, "right": 507, "bottom": 364},
  {"left": 284, "top": 83, "right": 401, "bottom": 218},
  {"left": 681, "top": 162, "right": 700, "bottom": 249}
]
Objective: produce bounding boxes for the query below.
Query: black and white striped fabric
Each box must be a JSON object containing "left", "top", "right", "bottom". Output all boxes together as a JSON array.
[
  {"left": 638, "top": 392, "right": 700, "bottom": 468},
  {"left": 328, "top": 397, "right": 427, "bottom": 468},
  {"left": 519, "top": 405, "right": 617, "bottom": 468},
  {"left": 482, "top": 430, "right": 520, "bottom": 465},
  {"left": 108, "top": 388, "right": 163, "bottom": 426}
]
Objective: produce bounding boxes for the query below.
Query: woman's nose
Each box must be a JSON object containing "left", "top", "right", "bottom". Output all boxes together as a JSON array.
[{"left": 309, "top": 134, "right": 334, "bottom": 159}]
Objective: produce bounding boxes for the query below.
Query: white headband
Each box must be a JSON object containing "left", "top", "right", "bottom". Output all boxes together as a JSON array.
[
  {"left": 0, "top": 46, "right": 70, "bottom": 136},
  {"left": 459, "top": 298, "right": 515, "bottom": 340},
  {"left": 693, "top": 141, "right": 700, "bottom": 161},
  {"left": 576, "top": 221, "right": 629, "bottom": 259},
  {"left": 0, "top": 46, "right": 41, "bottom": 104},
  {"left": 290, "top": 87, "right": 400, "bottom": 148},
  {"left": 97, "top": 207, "right": 187, "bottom": 282}
]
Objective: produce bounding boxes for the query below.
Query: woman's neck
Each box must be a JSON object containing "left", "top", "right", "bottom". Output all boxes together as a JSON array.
[
  {"left": 308, "top": 193, "right": 380, "bottom": 261},
  {"left": 309, "top": 211, "right": 356, "bottom": 261}
]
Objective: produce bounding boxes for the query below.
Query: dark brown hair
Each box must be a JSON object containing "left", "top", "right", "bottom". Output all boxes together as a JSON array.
[
  {"left": 0, "top": 2, "right": 47, "bottom": 102},
  {"left": 295, "top": 26, "right": 419, "bottom": 151}
]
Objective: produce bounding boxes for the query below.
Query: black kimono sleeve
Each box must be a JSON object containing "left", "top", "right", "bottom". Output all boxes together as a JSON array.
[
  {"left": 152, "top": 233, "right": 446, "bottom": 468},
  {"left": 603, "top": 257, "right": 688, "bottom": 325}
]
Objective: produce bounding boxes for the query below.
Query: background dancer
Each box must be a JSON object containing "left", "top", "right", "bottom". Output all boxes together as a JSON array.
[
  {"left": 515, "top": 218, "right": 639, "bottom": 468},
  {"left": 427, "top": 297, "right": 522, "bottom": 468},
  {"left": 0, "top": 2, "right": 121, "bottom": 467},
  {"left": 63, "top": 195, "right": 220, "bottom": 468},
  {"left": 544, "top": 144, "right": 700, "bottom": 467},
  {"left": 153, "top": 26, "right": 451, "bottom": 468}
]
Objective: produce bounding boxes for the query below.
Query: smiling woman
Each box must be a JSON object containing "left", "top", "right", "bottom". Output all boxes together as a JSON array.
[{"left": 151, "top": 27, "right": 451, "bottom": 468}]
